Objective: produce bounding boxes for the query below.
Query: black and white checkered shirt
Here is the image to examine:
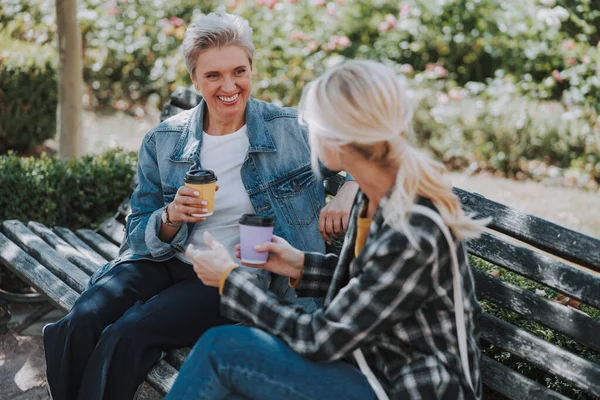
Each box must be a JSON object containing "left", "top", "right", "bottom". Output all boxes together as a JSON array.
[{"left": 221, "top": 191, "right": 482, "bottom": 399}]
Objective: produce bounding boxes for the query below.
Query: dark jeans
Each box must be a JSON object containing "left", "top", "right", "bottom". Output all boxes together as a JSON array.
[{"left": 43, "top": 257, "right": 231, "bottom": 400}]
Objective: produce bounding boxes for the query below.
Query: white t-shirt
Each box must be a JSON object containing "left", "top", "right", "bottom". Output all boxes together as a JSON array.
[{"left": 177, "top": 125, "right": 256, "bottom": 268}]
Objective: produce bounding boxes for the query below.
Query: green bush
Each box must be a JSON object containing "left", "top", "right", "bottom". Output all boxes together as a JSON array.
[
  {"left": 0, "top": 35, "right": 57, "bottom": 154},
  {"left": 410, "top": 77, "right": 600, "bottom": 185},
  {"left": 0, "top": 149, "right": 137, "bottom": 230}
]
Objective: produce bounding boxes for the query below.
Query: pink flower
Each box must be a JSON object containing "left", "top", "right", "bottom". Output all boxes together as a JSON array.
[
  {"left": 266, "top": 0, "right": 277, "bottom": 8},
  {"left": 566, "top": 57, "right": 577, "bottom": 66},
  {"left": 449, "top": 89, "right": 462, "bottom": 101},
  {"left": 437, "top": 93, "right": 449, "bottom": 105},
  {"left": 336, "top": 35, "right": 351, "bottom": 48},
  {"left": 169, "top": 17, "right": 185, "bottom": 27},
  {"left": 425, "top": 63, "right": 448, "bottom": 78},
  {"left": 399, "top": 4, "right": 412, "bottom": 17},
  {"left": 378, "top": 22, "right": 392, "bottom": 32},
  {"left": 105, "top": 2, "right": 119, "bottom": 17},
  {"left": 313, "top": 0, "right": 326, "bottom": 6},
  {"left": 597, "top": 41, "right": 600, "bottom": 49},
  {"left": 306, "top": 41, "right": 319, "bottom": 52},
  {"left": 552, "top": 69, "right": 564, "bottom": 82},
  {"left": 290, "top": 31, "right": 306, "bottom": 41},
  {"left": 385, "top": 14, "right": 397, "bottom": 25},
  {"left": 327, "top": 8, "right": 339, "bottom": 19},
  {"left": 400, "top": 64, "right": 414, "bottom": 74},
  {"left": 562, "top": 39, "right": 575, "bottom": 51},
  {"left": 582, "top": 55, "right": 591, "bottom": 64}
]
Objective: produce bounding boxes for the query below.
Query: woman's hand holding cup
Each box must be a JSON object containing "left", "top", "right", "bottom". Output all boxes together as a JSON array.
[
  {"left": 167, "top": 186, "right": 216, "bottom": 224},
  {"left": 235, "top": 235, "right": 304, "bottom": 280}
]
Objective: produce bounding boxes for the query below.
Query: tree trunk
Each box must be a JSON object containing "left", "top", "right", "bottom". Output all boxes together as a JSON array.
[{"left": 56, "top": 0, "right": 82, "bottom": 160}]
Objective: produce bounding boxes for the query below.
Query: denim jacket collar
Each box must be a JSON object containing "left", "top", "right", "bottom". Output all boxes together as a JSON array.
[{"left": 169, "top": 97, "right": 277, "bottom": 165}]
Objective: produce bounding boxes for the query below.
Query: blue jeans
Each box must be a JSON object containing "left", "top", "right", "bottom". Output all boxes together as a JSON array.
[{"left": 166, "top": 325, "right": 376, "bottom": 400}]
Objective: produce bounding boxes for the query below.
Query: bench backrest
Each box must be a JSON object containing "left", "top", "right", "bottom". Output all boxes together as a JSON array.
[{"left": 457, "top": 188, "right": 600, "bottom": 399}]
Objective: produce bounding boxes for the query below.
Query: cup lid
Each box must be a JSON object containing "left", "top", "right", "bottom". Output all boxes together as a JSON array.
[
  {"left": 184, "top": 169, "right": 218, "bottom": 184},
  {"left": 239, "top": 214, "right": 274, "bottom": 227}
]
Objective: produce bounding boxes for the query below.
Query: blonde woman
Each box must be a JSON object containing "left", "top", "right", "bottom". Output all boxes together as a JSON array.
[{"left": 168, "top": 60, "right": 488, "bottom": 400}]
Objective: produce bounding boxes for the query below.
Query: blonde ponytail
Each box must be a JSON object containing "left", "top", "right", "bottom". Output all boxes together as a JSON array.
[{"left": 299, "top": 60, "right": 489, "bottom": 243}]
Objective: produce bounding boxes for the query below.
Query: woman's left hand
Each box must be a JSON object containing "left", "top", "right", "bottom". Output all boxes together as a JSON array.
[{"left": 186, "top": 231, "right": 235, "bottom": 287}]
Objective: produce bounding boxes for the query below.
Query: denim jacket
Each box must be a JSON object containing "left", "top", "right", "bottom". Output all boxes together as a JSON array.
[{"left": 90, "top": 97, "right": 333, "bottom": 300}]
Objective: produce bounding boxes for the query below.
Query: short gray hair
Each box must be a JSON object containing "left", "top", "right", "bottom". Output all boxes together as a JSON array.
[{"left": 182, "top": 12, "right": 255, "bottom": 75}]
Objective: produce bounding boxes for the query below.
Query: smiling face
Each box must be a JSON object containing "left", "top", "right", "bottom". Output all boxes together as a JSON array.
[{"left": 191, "top": 45, "right": 252, "bottom": 132}]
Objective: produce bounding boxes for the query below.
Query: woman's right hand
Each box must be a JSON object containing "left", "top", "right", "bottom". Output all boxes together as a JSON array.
[
  {"left": 167, "top": 186, "right": 212, "bottom": 224},
  {"left": 235, "top": 236, "right": 305, "bottom": 279}
]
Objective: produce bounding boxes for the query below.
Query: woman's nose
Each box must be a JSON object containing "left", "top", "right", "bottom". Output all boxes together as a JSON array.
[{"left": 222, "top": 76, "right": 236, "bottom": 92}]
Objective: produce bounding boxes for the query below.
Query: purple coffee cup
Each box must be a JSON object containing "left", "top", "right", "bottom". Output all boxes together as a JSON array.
[{"left": 239, "top": 214, "right": 274, "bottom": 265}]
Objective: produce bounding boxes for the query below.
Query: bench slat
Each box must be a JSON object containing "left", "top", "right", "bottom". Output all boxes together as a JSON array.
[
  {"left": 2, "top": 221, "right": 89, "bottom": 293},
  {"left": 468, "top": 232, "right": 600, "bottom": 309},
  {"left": 474, "top": 269, "right": 600, "bottom": 352},
  {"left": 97, "top": 217, "right": 125, "bottom": 246},
  {"left": 54, "top": 226, "right": 109, "bottom": 266},
  {"left": 480, "top": 313, "right": 600, "bottom": 397},
  {"left": 146, "top": 360, "right": 178, "bottom": 395},
  {"left": 28, "top": 221, "right": 100, "bottom": 275},
  {"left": 76, "top": 229, "right": 120, "bottom": 261},
  {"left": 481, "top": 355, "right": 570, "bottom": 400},
  {"left": 164, "top": 347, "right": 191, "bottom": 371},
  {"left": 0, "top": 233, "right": 78, "bottom": 312},
  {"left": 455, "top": 187, "right": 600, "bottom": 271}
]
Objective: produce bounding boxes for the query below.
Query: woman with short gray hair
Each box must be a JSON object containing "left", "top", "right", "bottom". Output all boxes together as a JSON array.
[{"left": 43, "top": 11, "right": 358, "bottom": 400}]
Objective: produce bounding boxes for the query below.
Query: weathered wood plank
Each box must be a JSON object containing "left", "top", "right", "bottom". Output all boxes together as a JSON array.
[
  {"left": 53, "top": 226, "right": 109, "bottom": 266},
  {"left": 76, "top": 229, "right": 119, "bottom": 261},
  {"left": 474, "top": 269, "right": 600, "bottom": 352},
  {"left": 164, "top": 347, "right": 191, "bottom": 371},
  {"left": 28, "top": 221, "right": 100, "bottom": 275},
  {"left": 455, "top": 187, "right": 600, "bottom": 271},
  {"left": 146, "top": 360, "right": 178, "bottom": 395},
  {"left": 0, "top": 233, "right": 78, "bottom": 312},
  {"left": 480, "top": 313, "right": 600, "bottom": 397},
  {"left": 97, "top": 217, "right": 125, "bottom": 246},
  {"left": 2, "top": 221, "right": 89, "bottom": 293},
  {"left": 481, "top": 356, "right": 570, "bottom": 400},
  {"left": 467, "top": 232, "right": 600, "bottom": 309}
]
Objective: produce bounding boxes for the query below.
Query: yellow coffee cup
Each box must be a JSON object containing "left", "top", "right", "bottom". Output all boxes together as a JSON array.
[{"left": 184, "top": 169, "right": 218, "bottom": 217}]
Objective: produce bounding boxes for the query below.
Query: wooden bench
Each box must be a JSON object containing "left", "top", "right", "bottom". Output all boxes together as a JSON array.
[{"left": 1, "top": 88, "right": 599, "bottom": 398}]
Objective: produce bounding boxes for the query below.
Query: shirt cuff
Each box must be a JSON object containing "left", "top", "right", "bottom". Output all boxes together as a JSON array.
[
  {"left": 219, "top": 264, "right": 239, "bottom": 295},
  {"left": 144, "top": 206, "right": 189, "bottom": 257}
]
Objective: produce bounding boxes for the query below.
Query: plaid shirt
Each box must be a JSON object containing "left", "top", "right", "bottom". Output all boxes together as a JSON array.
[{"left": 221, "top": 191, "right": 482, "bottom": 399}]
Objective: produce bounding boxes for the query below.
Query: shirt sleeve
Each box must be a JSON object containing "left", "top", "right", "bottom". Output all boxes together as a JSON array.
[
  {"left": 290, "top": 252, "right": 338, "bottom": 298},
  {"left": 220, "top": 230, "right": 437, "bottom": 362},
  {"left": 126, "top": 132, "right": 189, "bottom": 257}
]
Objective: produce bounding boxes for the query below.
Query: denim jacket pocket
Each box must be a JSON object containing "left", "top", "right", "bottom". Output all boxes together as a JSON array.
[{"left": 269, "top": 167, "right": 320, "bottom": 226}]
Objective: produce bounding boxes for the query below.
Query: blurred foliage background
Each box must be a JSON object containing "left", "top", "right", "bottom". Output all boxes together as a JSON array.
[
  {"left": 1, "top": 0, "right": 599, "bottom": 182},
  {"left": 1, "top": 0, "right": 598, "bottom": 187}
]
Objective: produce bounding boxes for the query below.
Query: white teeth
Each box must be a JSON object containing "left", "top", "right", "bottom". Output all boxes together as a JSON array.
[{"left": 218, "top": 94, "right": 239, "bottom": 103}]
